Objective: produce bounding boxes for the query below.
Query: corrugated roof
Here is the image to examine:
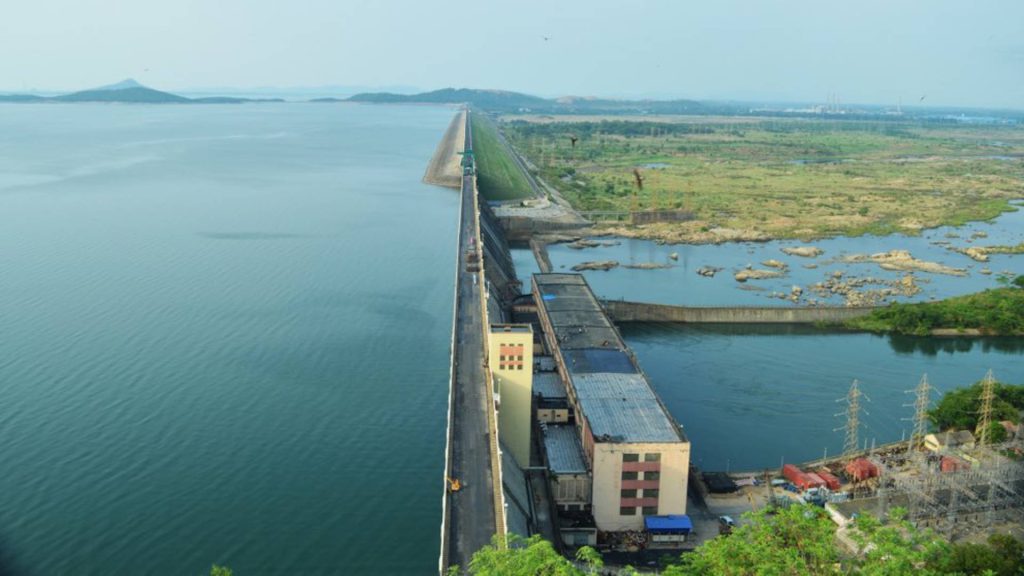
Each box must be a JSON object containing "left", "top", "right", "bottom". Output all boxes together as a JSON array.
[
  {"left": 543, "top": 425, "right": 589, "bottom": 475},
  {"left": 533, "top": 372, "right": 567, "bottom": 399},
  {"left": 533, "top": 273, "right": 685, "bottom": 445},
  {"left": 564, "top": 349, "right": 636, "bottom": 375},
  {"left": 572, "top": 373, "right": 682, "bottom": 443}
]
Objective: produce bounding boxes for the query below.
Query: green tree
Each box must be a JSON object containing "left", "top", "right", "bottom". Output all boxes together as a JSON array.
[
  {"left": 210, "top": 566, "right": 233, "bottom": 576},
  {"left": 664, "top": 505, "right": 840, "bottom": 575},
  {"left": 465, "top": 534, "right": 596, "bottom": 576},
  {"left": 849, "top": 508, "right": 950, "bottom": 575},
  {"left": 929, "top": 381, "right": 1023, "bottom": 431},
  {"left": 933, "top": 533, "right": 1024, "bottom": 575},
  {"left": 1013, "top": 275, "right": 1024, "bottom": 289}
]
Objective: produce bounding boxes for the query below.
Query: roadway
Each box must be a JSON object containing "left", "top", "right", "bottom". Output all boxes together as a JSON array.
[{"left": 442, "top": 111, "right": 502, "bottom": 573}]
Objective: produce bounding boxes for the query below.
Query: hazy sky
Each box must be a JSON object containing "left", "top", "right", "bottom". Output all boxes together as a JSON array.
[{"left": 2, "top": 0, "right": 1022, "bottom": 108}]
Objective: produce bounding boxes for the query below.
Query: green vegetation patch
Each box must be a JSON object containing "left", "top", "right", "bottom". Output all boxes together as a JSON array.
[
  {"left": 502, "top": 117, "right": 1024, "bottom": 241},
  {"left": 929, "top": 380, "right": 1024, "bottom": 441},
  {"left": 459, "top": 505, "right": 1024, "bottom": 576},
  {"left": 470, "top": 112, "right": 535, "bottom": 201},
  {"left": 845, "top": 279, "right": 1024, "bottom": 335}
]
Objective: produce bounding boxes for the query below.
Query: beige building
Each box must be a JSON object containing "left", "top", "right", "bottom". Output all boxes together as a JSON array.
[
  {"left": 532, "top": 274, "right": 690, "bottom": 532},
  {"left": 489, "top": 324, "right": 534, "bottom": 468}
]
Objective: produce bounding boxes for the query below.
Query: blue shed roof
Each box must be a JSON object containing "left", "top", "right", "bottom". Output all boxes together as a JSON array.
[{"left": 644, "top": 515, "right": 693, "bottom": 533}]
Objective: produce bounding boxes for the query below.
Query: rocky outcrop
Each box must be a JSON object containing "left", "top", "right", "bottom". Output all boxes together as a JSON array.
[
  {"left": 572, "top": 260, "right": 619, "bottom": 271},
  {"left": 734, "top": 269, "right": 785, "bottom": 282},
  {"left": 782, "top": 246, "right": 824, "bottom": 258},
  {"left": 843, "top": 250, "right": 967, "bottom": 276}
]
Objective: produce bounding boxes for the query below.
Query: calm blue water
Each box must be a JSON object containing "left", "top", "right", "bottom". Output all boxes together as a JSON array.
[
  {"left": 543, "top": 205, "right": 1024, "bottom": 306},
  {"left": 511, "top": 208, "right": 1024, "bottom": 472},
  {"left": 621, "top": 324, "right": 1024, "bottom": 471},
  {"left": 0, "top": 103, "right": 458, "bottom": 575}
]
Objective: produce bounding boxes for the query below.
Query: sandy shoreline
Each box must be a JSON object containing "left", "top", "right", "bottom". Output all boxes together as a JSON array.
[{"left": 422, "top": 109, "right": 466, "bottom": 189}]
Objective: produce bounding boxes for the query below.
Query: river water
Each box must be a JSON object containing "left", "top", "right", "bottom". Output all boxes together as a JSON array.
[
  {"left": 542, "top": 204, "right": 1024, "bottom": 306},
  {"left": 0, "top": 103, "right": 457, "bottom": 575},
  {"left": 511, "top": 204, "right": 1024, "bottom": 472}
]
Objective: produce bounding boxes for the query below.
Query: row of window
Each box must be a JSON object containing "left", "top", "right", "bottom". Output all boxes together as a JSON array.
[
  {"left": 499, "top": 363, "right": 525, "bottom": 371},
  {"left": 499, "top": 355, "right": 525, "bottom": 362},
  {"left": 620, "top": 506, "right": 658, "bottom": 516},
  {"left": 622, "top": 453, "right": 661, "bottom": 463},
  {"left": 620, "top": 489, "right": 659, "bottom": 499},
  {"left": 621, "top": 471, "right": 660, "bottom": 481}
]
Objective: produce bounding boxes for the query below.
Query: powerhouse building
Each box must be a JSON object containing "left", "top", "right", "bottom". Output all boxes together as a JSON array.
[{"left": 531, "top": 274, "right": 690, "bottom": 532}]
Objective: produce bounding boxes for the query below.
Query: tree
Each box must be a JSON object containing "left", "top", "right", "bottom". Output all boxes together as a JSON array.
[
  {"left": 933, "top": 533, "right": 1024, "bottom": 576},
  {"left": 929, "top": 381, "right": 1023, "bottom": 431},
  {"left": 1013, "top": 275, "right": 1024, "bottom": 289},
  {"left": 465, "top": 534, "right": 597, "bottom": 576},
  {"left": 210, "top": 566, "right": 233, "bottom": 576},
  {"left": 848, "top": 508, "right": 950, "bottom": 576},
  {"left": 664, "top": 505, "right": 840, "bottom": 575}
]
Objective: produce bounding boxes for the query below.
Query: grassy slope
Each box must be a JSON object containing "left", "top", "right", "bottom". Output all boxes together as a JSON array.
[
  {"left": 845, "top": 287, "right": 1024, "bottom": 335},
  {"left": 503, "top": 118, "right": 1024, "bottom": 239},
  {"left": 471, "top": 113, "right": 535, "bottom": 201}
]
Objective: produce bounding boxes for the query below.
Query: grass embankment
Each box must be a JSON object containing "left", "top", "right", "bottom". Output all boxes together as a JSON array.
[
  {"left": 470, "top": 112, "right": 535, "bottom": 201},
  {"left": 501, "top": 117, "right": 1024, "bottom": 242},
  {"left": 845, "top": 282, "right": 1024, "bottom": 335}
]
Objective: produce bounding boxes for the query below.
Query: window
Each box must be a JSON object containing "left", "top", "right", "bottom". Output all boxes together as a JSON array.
[
  {"left": 620, "top": 507, "right": 637, "bottom": 516},
  {"left": 622, "top": 453, "right": 639, "bottom": 463},
  {"left": 621, "top": 471, "right": 638, "bottom": 481},
  {"left": 517, "top": 355, "right": 523, "bottom": 361},
  {"left": 642, "top": 506, "right": 658, "bottom": 516},
  {"left": 644, "top": 453, "right": 661, "bottom": 462},
  {"left": 620, "top": 489, "right": 637, "bottom": 498},
  {"left": 644, "top": 489, "right": 659, "bottom": 499},
  {"left": 500, "top": 355, "right": 506, "bottom": 361},
  {"left": 644, "top": 471, "right": 660, "bottom": 481}
]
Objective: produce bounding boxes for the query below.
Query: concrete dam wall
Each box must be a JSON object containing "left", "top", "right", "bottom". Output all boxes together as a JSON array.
[{"left": 602, "top": 300, "right": 880, "bottom": 324}]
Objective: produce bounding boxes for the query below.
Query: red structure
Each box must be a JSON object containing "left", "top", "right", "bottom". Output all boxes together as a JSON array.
[
  {"left": 940, "top": 455, "right": 970, "bottom": 473},
  {"left": 845, "top": 458, "right": 879, "bottom": 482},
  {"left": 782, "top": 464, "right": 825, "bottom": 490},
  {"left": 817, "top": 470, "right": 841, "bottom": 490}
]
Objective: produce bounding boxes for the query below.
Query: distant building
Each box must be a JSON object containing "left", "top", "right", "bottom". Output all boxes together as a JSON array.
[
  {"left": 489, "top": 324, "right": 533, "bottom": 468},
  {"left": 532, "top": 274, "right": 690, "bottom": 532},
  {"left": 924, "top": 430, "right": 976, "bottom": 452}
]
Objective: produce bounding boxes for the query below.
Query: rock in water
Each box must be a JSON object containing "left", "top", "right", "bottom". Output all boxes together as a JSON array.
[
  {"left": 571, "top": 260, "right": 619, "bottom": 272},
  {"left": 781, "top": 246, "right": 824, "bottom": 258}
]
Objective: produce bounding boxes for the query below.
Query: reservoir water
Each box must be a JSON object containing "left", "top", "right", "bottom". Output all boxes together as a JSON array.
[
  {"left": 1, "top": 101, "right": 1021, "bottom": 574},
  {"left": 0, "top": 103, "right": 457, "bottom": 575}
]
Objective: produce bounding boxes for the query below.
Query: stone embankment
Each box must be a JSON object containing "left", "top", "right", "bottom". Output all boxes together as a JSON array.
[{"left": 423, "top": 110, "right": 466, "bottom": 189}]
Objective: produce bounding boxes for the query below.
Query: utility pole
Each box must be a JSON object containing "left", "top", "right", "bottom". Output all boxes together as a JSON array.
[
  {"left": 905, "top": 374, "right": 932, "bottom": 453},
  {"left": 836, "top": 379, "right": 868, "bottom": 458},
  {"left": 976, "top": 369, "right": 997, "bottom": 445}
]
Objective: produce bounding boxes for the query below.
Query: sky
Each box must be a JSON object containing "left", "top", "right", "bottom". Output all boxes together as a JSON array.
[{"left": 1, "top": 0, "right": 1022, "bottom": 109}]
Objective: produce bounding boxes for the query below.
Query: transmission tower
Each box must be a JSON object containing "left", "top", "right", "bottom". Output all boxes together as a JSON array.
[
  {"left": 836, "top": 379, "right": 868, "bottom": 458},
  {"left": 905, "top": 374, "right": 932, "bottom": 453},
  {"left": 976, "top": 369, "right": 997, "bottom": 445}
]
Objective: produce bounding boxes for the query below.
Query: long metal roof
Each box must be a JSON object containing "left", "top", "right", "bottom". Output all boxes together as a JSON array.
[
  {"left": 533, "top": 273, "right": 685, "bottom": 444},
  {"left": 543, "top": 425, "right": 589, "bottom": 475},
  {"left": 533, "top": 372, "right": 567, "bottom": 399},
  {"left": 572, "top": 373, "right": 681, "bottom": 443}
]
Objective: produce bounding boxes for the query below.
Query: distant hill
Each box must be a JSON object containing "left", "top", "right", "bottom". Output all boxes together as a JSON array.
[
  {"left": 346, "top": 87, "right": 706, "bottom": 114},
  {"left": 0, "top": 79, "right": 281, "bottom": 105},
  {"left": 348, "top": 88, "right": 549, "bottom": 110},
  {"left": 53, "top": 86, "right": 192, "bottom": 103}
]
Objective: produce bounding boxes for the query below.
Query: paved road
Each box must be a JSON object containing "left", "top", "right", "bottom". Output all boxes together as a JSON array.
[{"left": 445, "top": 113, "right": 499, "bottom": 572}]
